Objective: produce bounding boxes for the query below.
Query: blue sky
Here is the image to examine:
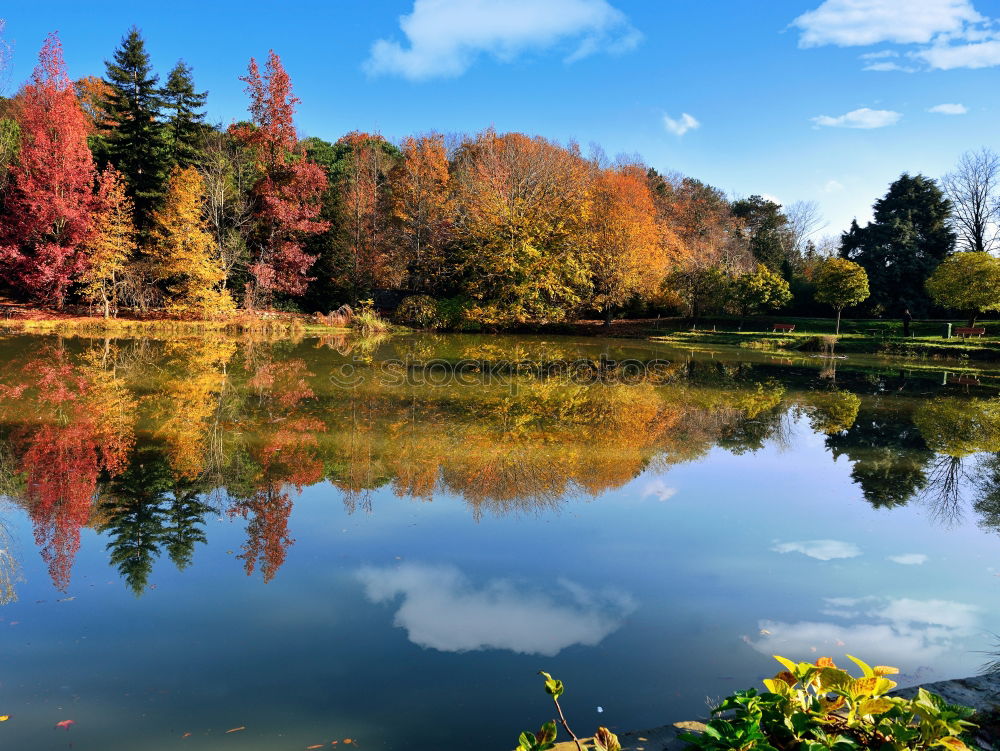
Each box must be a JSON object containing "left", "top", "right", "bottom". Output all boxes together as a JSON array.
[{"left": 2, "top": 0, "right": 998, "bottom": 237}]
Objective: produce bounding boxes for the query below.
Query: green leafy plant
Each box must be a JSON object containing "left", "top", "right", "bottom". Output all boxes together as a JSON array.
[
  {"left": 680, "top": 655, "right": 981, "bottom": 751},
  {"left": 515, "top": 671, "right": 622, "bottom": 751}
]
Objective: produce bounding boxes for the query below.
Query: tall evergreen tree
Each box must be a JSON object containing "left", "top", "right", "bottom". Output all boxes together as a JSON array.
[
  {"left": 162, "top": 60, "right": 207, "bottom": 169},
  {"left": 100, "top": 26, "right": 168, "bottom": 231},
  {"left": 731, "top": 195, "right": 793, "bottom": 272},
  {"left": 839, "top": 173, "right": 956, "bottom": 314}
]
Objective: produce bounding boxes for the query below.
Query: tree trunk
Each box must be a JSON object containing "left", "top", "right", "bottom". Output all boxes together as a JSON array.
[
  {"left": 969, "top": 311, "right": 977, "bottom": 327},
  {"left": 604, "top": 308, "right": 612, "bottom": 329},
  {"left": 835, "top": 308, "right": 842, "bottom": 335}
]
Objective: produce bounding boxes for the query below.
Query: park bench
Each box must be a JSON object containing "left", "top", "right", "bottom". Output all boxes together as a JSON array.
[
  {"left": 772, "top": 323, "right": 795, "bottom": 333},
  {"left": 954, "top": 327, "right": 986, "bottom": 339}
]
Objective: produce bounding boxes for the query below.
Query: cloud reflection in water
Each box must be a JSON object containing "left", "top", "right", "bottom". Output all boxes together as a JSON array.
[{"left": 356, "top": 563, "right": 636, "bottom": 656}]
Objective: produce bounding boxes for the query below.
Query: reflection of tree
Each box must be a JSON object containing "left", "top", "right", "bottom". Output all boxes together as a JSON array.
[
  {"left": 1, "top": 345, "right": 136, "bottom": 590},
  {"left": 802, "top": 391, "right": 861, "bottom": 435},
  {"left": 0, "top": 510, "right": 22, "bottom": 605},
  {"left": 827, "top": 409, "right": 932, "bottom": 509},
  {"left": 973, "top": 454, "right": 1000, "bottom": 534},
  {"left": 153, "top": 338, "right": 236, "bottom": 479}
]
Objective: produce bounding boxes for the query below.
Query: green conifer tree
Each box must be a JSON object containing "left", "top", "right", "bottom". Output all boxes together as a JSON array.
[
  {"left": 162, "top": 60, "right": 207, "bottom": 169},
  {"left": 100, "top": 26, "right": 168, "bottom": 231}
]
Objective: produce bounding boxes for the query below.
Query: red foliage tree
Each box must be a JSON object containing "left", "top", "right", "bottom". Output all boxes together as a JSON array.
[
  {"left": 0, "top": 33, "right": 95, "bottom": 307},
  {"left": 232, "top": 51, "right": 327, "bottom": 301}
]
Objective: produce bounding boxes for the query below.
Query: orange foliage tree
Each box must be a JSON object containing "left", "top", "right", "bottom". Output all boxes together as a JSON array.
[
  {"left": 392, "top": 133, "right": 453, "bottom": 293},
  {"left": 587, "top": 165, "right": 672, "bottom": 324},
  {"left": 336, "top": 131, "right": 403, "bottom": 292}
]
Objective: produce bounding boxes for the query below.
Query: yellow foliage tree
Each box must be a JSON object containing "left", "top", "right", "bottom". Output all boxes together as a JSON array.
[
  {"left": 81, "top": 166, "right": 136, "bottom": 318},
  {"left": 151, "top": 166, "right": 235, "bottom": 317}
]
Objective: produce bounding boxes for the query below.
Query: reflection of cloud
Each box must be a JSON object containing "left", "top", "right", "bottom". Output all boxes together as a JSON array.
[
  {"left": 888, "top": 553, "right": 929, "bottom": 565},
  {"left": 355, "top": 563, "right": 636, "bottom": 655},
  {"left": 641, "top": 478, "right": 677, "bottom": 502},
  {"left": 772, "top": 540, "right": 862, "bottom": 560},
  {"left": 747, "top": 596, "right": 980, "bottom": 676}
]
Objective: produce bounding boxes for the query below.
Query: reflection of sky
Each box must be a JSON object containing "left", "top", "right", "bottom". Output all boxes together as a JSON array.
[
  {"left": 1, "top": 418, "right": 999, "bottom": 750},
  {"left": 356, "top": 563, "right": 635, "bottom": 655}
]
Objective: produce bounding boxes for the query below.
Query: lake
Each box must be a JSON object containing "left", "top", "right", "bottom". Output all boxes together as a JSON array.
[{"left": 0, "top": 332, "right": 997, "bottom": 750}]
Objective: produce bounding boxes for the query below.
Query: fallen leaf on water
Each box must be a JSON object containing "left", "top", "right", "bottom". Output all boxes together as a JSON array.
[
  {"left": 181, "top": 732, "right": 192, "bottom": 738},
  {"left": 55, "top": 720, "right": 75, "bottom": 730},
  {"left": 307, "top": 745, "right": 324, "bottom": 749},
  {"left": 0, "top": 715, "right": 9, "bottom": 722},
  {"left": 343, "top": 740, "right": 353, "bottom": 745},
  {"left": 225, "top": 726, "right": 245, "bottom": 733}
]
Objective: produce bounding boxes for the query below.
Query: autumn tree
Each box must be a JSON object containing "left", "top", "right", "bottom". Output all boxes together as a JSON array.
[
  {"left": 393, "top": 133, "right": 453, "bottom": 293},
  {"left": 150, "top": 166, "right": 234, "bottom": 317},
  {"left": 234, "top": 51, "right": 328, "bottom": 303},
  {"left": 814, "top": 257, "right": 869, "bottom": 334},
  {"left": 81, "top": 166, "right": 137, "bottom": 318},
  {"left": 732, "top": 263, "right": 792, "bottom": 320},
  {"left": 587, "top": 165, "right": 669, "bottom": 325},
  {"left": 0, "top": 33, "right": 95, "bottom": 307},
  {"left": 99, "top": 27, "right": 168, "bottom": 231},
  {"left": 73, "top": 75, "right": 114, "bottom": 138},
  {"left": 926, "top": 251, "right": 1000, "bottom": 326},
  {"left": 452, "top": 130, "right": 592, "bottom": 324},
  {"left": 162, "top": 60, "right": 207, "bottom": 168}
]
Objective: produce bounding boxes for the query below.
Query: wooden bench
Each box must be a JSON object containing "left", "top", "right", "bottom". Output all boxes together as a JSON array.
[
  {"left": 954, "top": 327, "right": 986, "bottom": 339},
  {"left": 772, "top": 323, "right": 795, "bottom": 333}
]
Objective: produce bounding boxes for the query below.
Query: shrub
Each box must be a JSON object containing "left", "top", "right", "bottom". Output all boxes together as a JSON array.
[
  {"left": 396, "top": 295, "right": 439, "bottom": 328},
  {"left": 680, "top": 655, "right": 979, "bottom": 751},
  {"left": 350, "top": 300, "right": 391, "bottom": 335}
]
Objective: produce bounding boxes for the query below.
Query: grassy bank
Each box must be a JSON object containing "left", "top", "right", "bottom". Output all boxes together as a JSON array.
[
  {"left": 636, "top": 316, "right": 1000, "bottom": 362},
  {"left": 0, "top": 312, "right": 352, "bottom": 338}
]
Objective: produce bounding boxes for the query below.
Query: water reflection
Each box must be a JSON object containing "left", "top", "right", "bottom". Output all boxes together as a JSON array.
[
  {"left": 355, "top": 563, "right": 636, "bottom": 655},
  {"left": 0, "top": 334, "right": 1000, "bottom": 595}
]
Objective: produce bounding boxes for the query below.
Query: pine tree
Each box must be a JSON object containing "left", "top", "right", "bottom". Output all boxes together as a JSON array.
[
  {"left": 162, "top": 60, "right": 207, "bottom": 169},
  {"left": 150, "top": 166, "right": 235, "bottom": 317},
  {"left": 840, "top": 173, "right": 955, "bottom": 314},
  {"left": 100, "top": 26, "right": 168, "bottom": 231}
]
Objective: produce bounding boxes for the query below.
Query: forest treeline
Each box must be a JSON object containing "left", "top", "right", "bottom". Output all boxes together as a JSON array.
[{"left": 0, "top": 26, "right": 995, "bottom": 325}]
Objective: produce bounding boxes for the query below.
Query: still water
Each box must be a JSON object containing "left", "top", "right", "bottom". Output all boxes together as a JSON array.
[{"left": 0, "top": 333, "right": 997, "bottom": 750}]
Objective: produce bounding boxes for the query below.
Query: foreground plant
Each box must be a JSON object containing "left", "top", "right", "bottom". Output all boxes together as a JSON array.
[
  {"left": 680, "top": 654, "right": 980, "bottom": 751},
  {"left": 516, "top": 671, "right": 621, "bottom": 751}
]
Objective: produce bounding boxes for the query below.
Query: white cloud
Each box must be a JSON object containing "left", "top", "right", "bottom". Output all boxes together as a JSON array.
[
  {"left": 792, "top": 0, "right": 982, "bottom": 48},
  {"left": 823, "top": 179, "right": 846, "bottom": 192},
  {"left": 355, "top": 563, "right": 636, "bottom": 655},
  {"left": 918, "top": 39, "right": 1000, "bottom": 68},
  {"left": 663, "top": 112, "right": 700, "bottom": 136},
  {"left": 771, "top": 539, "right": 863, "bottom": 560},
  {"left": 860, "top": 49, "right": 899, "bottom": 59},
  {"left": 747, "top": 595, "right": 981, "bottom": 676},
  {"left": 364, "top": 0, "right": 641, "bottom": 80},
  {"left": 863, "top": 61, "right": 919, "bottom": 71},
  {"left": 641, "top": 478, "right": 677, "bottom": 501},
  {"left": 888, "top": 553, "right": 930, "bottom": 564},
  {"left": 811, "top": 108, "right": 902, "bottom": 129}
]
